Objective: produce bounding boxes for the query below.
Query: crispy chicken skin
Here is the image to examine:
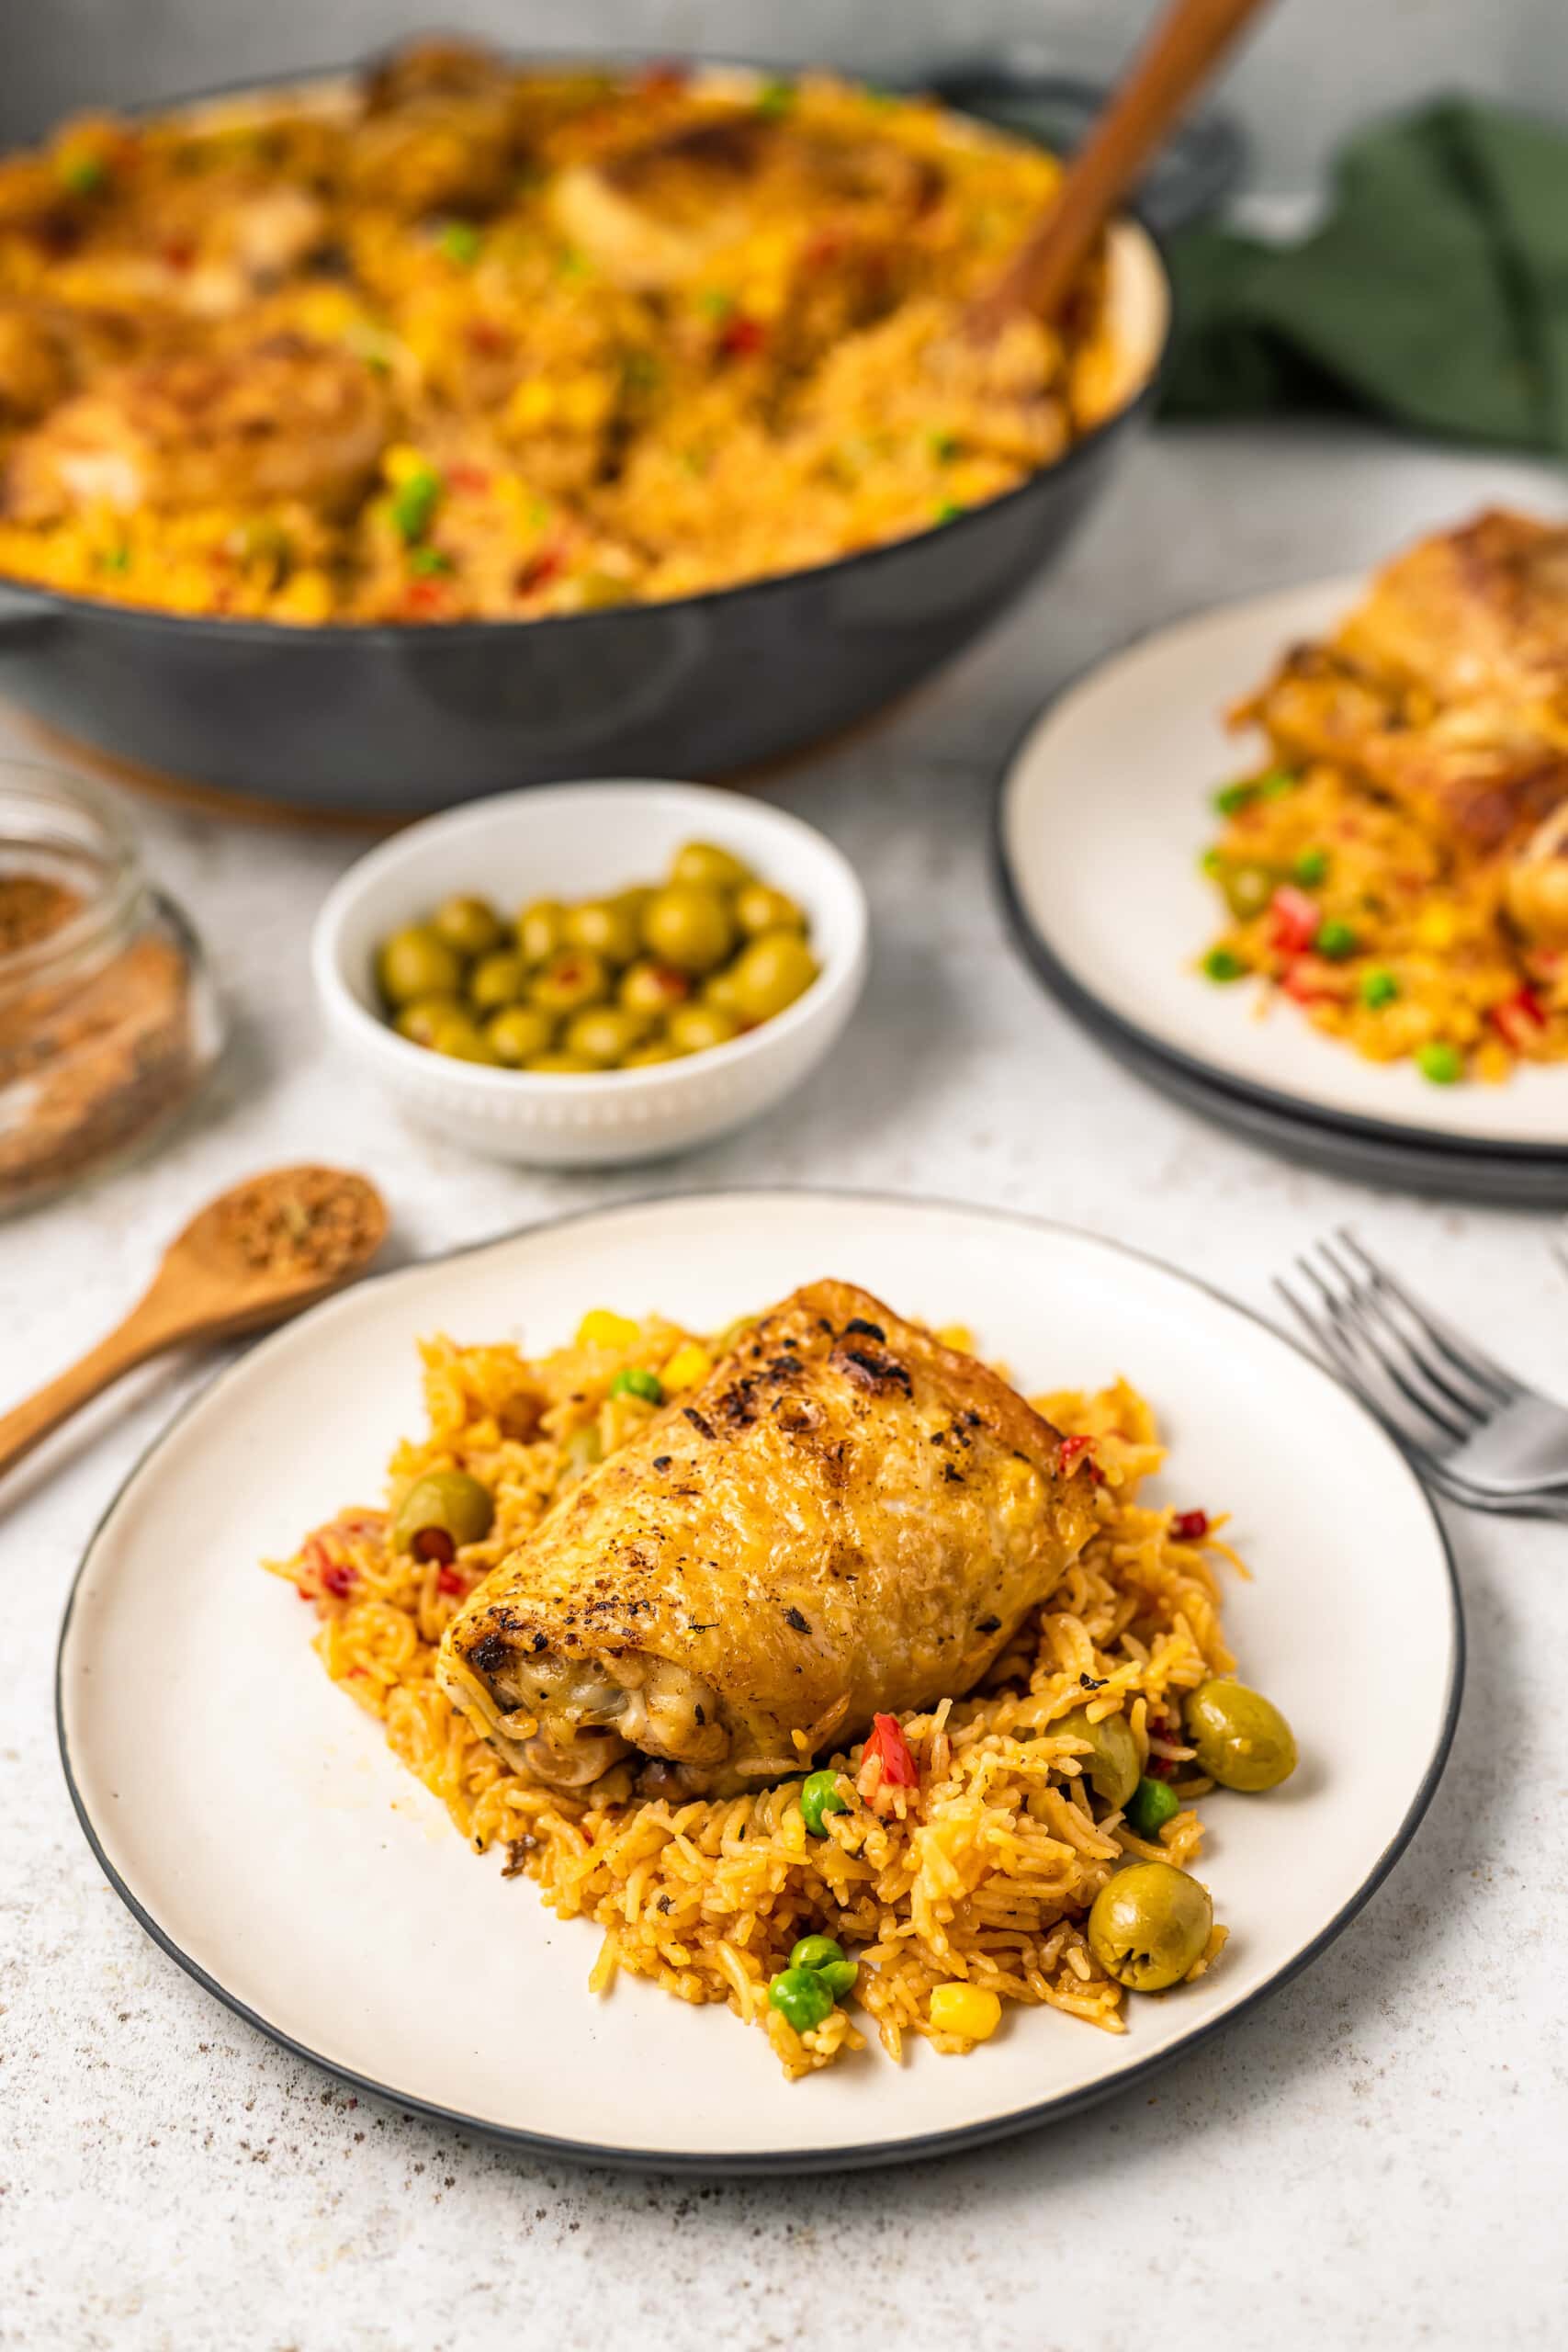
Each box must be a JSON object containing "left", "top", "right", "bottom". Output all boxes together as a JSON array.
[
  {"left": 3, "top": 334, "right": 388, "bottom": 521},
  {"left": 438, "top": 1280, "right": 1098, "bottom": 1799},
  {"left": 1238, "top": 510, "right": 1568, "bottom": 860}
]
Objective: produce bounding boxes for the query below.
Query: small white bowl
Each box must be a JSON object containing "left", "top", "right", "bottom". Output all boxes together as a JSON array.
[{"left": 311, "top": 780, "right": 869, "bottom": 1166}]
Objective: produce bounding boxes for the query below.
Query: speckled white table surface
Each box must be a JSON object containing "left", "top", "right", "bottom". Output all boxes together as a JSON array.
[{"left": 2, "top": 421, "right": 1565, "bottom": 2352}]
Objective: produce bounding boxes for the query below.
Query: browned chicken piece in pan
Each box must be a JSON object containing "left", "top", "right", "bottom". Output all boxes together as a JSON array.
[
  {"left": 551, "top": 108, "right": 942, "bottom": 295},
  {"left": 3, "top": 334, "right": 387, "bottom": 520},
  {"left": 439, "top": 1280, "right": 1098, "bottom": 1799},
  {"left": 346, "top": 39, "right": 522, "bottom": 217}
]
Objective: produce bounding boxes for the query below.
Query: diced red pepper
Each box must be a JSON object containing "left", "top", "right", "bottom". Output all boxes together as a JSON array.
[
  {"left": 864, "top": 1712, "right": 917, "bottom": 1787},
  {"left": 1058, "top": 1432, "right": 1106, "bottom": 1487},
  {"left": 446, "top": 461, "right": 492, "bottom": 492},
  {"left": 436, "top": 1566, "right": 466, "bottom": 1595},
  {"left": 1488, "top": 987, "right": 1547, "bottom": 1052},
  {"left": 321, "top": 1561, "right": 356, "bottom": 1600},
  {"left": 717, "top": 313, "right": 767, "bottom": 359},
  {"left": 1269, "top": 885, "right": 1320, "bottom": 956},
  {"left": 515, "top": 545, "right": 565, "bottom": 594},
  {"left": 1281, "top": 954, "right": 1350, "bottom": 1005},
  {"left": 1172, "top": 1510, "right": 1210, "bottom": 1543},
  {"left": 403, "top": 578, "right": 448, "bottom": 616}
]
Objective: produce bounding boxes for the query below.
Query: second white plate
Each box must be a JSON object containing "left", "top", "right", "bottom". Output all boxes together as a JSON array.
[{"left": 998, "top": 576, "right": 1568, "bottom": 1155}]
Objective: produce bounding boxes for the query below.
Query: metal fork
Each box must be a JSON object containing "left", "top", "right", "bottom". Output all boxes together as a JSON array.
[{"left": 1276, "top": 1231, "right": 1568, "bottom": 1514}]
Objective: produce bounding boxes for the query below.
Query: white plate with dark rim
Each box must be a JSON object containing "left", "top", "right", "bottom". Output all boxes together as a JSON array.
[
  {"left": 995, "top": 577, "right": 1568, "bottom": 1196},
  {"left": 57, "top": 1190, "right": 1461, "bottom": 2174}
]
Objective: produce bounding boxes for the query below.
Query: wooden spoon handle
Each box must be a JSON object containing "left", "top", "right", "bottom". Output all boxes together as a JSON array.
[
  {"left": 0, "top": 1298, "right": 175, "bottom": 1483},
  {"left": 970, "top": 0, "right": 1271, "bottom": 334}
]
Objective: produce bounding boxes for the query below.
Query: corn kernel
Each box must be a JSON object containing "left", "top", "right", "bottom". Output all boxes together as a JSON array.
[
  {"left": 507, "top": 379, "right": 556, "bottom": 431},
  {"left": 558, "top": 376, "right": 609, "bottom": 431},
  {"left": 928, "top": 1983, "right": 1001, "bottom": 2041},
  {"left": 1416, "top": 904, "right": 1456, "bottom": 950},
  {"left": 383, "top": 443, "right": 427, "bottom": 486},
  {"left": 576, "top": 1308, "right": 642, "bottom": 1351},
  {"left": 660, "top": 1340, "right": 713, "bottom": 1393}
]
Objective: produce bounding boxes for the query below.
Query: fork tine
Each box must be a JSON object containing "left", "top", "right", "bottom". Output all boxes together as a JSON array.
[
  {"left": 1293, "top": 1252, "right": 1469, "bottom": 1442},
  {"left": 1315, "top": 1237, "right": 1490, "bottom": 1431},
  {"left": 1337, "top": 1230, "right": 1522, "bottom": 1405},
  {"left": 1276, "top": 1272, "right": 1461, "bottom": 1457}
]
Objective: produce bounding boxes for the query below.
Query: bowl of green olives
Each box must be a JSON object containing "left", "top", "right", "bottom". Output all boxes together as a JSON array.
[{"left": 312, "top": 781, "right": 869, "bottom": 1165}]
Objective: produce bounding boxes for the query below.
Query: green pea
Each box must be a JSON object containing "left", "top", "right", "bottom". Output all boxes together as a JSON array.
[
  {"left": 1359, "top": 967, "right": 1400, "bottom": 1009},
  {"left": 437, "top": 220, "right": 483, "bottom": 265},
  {"left": 1213, "top": 781, "right": 1258, "bottom": 818},
  {"left": 609, "top": 1367, "right": 664, "bottom": 1405},
  {"left": 800, "top": 1769, "right": 850, "bottom": 1836},
  {"left": 1416, "top": 1039, "right": 1463, "bottom": 1085},
  {"left": 390, "top": 466, "right": 442, "bottom": 545},
  {"left": 818, "top": 1958, "right": 858, "bottom": 1997},
  {"left": 1314, "top": 919, "right": 1358, "bottom": 960},
  {"left": 789, "top": 1934, "right": 845, "bottom": 1973},
  {"left": 1124, "top": 1775, "right": 1180, "bottom": 1838},
  {"left": 1202, "top": 947, "right": 1246, "bottom": 983},
  {"left": 1258, "top": 768, "right": 1300, "bottom": 799},
  {"left": 1292, "top": 847, "right": 1330, "bottom": 887},
  {"left": 767, "top": 1965, "right": 835, "bottom": 2034}
]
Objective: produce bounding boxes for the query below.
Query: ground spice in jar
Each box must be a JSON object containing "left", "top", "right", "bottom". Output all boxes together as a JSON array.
[
  {"left": 0, "top": 768, "right": 222, "bottom": 1215},
  {"left": 211, "top": 1167, "right": 385, "bottom": 1282}
]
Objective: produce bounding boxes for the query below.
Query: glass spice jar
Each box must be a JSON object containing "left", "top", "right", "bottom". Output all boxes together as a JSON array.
[{"left": 0, "top": 761, "right": 222, "bottom": 1215}]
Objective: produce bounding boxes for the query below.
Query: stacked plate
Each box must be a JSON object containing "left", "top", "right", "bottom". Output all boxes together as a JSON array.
[{"left": 995, "top": 579, "right": 1568, "bottom": 1205}]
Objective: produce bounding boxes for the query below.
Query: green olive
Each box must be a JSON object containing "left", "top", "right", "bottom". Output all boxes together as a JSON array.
[
  {"left": 726, "top": 929, "right": 818, "bottom": 1023},
  {"left": 1184, "top": 1679, "right": 1297, "bottom": 1792},
  {"left": 623, "top": 1038, "right": 680, "bottom": 1067},
  {"left": 468, "top": 950, "right": 529, "bottom": 1012},
  {"left": 1087, "top": 1861, "right": 1213, "bottom": 1992},
  {"left": 431, "top": 893, "right": 503, "bottom": 958},
  {"left": 392, "top": 1468, "right": 494, "bottom": 1558},
  {"left": 525, "top": 1050, "right": 596, "bottom": 1073},
  {"left": 641, "top": 883, "right": 735, "bottom": 975},
  {"left": 426, "top": 1009, "right": 500, "bottom": 1063},
  {"left": 1055, "top": 1706, "right": 1140, "bottom": 1809},
  {"left": 378, "top": 924, "right": 463, "bottom": 1006},
  {"left": 529, "top": 948, "right": 610, "bottom": 1014},
  {"left": 703, "top": 967, "right": 749, "bottom": 1019},
  {"left": 564, "top": 897, "right": 641, "bottom": 965},
  {"left": 620, "top": 958, "right": 691, "bottom": 1018},
  {"left": 612, "top": 885, "right": 655, "bottom": 930},
  {"left": 666, "top": 1001, "right": 740, "bottom": 1055},
  {"left": 563, "top": 1006, "right": 649, "bottom": 1067},
  {"left": 735, "top": 882, "right": 806, "bottom": 937},
  {"left": 1217, "top": 860, "right": 1285, "bottom": 923},
  {"left": 670, "top": 840, "right": 752, "bottom": 892},
  {"left": 393, "top": 992, "right": 461, "bottom": 1047},
  {"left": 516, "top": 897, "right": 566, "bottom": 966},
  {"left": 485, "top": 1004, "right": 557, "bottom": 1065}
]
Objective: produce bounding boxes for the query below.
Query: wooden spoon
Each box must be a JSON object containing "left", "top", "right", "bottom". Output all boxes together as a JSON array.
[
  {"left": 965, "top": 0, "right": 1273, "bottom": 339},
  {"left": 0, "top": 1165, "right": 388, "bottom": 1484}
]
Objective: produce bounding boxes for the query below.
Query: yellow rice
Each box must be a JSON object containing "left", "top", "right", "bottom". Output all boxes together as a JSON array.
[
  {"left": 1201, "top": 759, "right": 1568, "bottom": 1081},
  {"left": 266, "top": 1313, "right": 1243, "bottom": 2076}
]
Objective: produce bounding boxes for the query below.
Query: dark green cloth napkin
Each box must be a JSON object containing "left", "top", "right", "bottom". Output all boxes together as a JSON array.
[{"left": 1165, "top": 100, "right": 1568, "bottom": 452}]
